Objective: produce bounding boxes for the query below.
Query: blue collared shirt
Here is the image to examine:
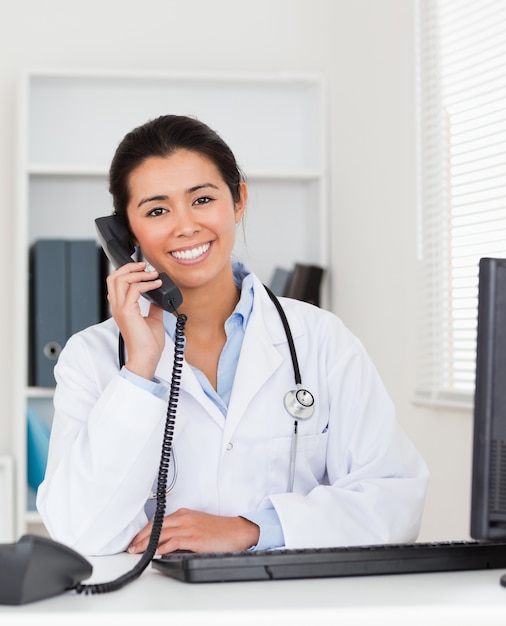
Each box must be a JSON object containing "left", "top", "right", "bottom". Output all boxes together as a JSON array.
[{"left": 120, "top": 262, "right": 284, "bottom": 550}]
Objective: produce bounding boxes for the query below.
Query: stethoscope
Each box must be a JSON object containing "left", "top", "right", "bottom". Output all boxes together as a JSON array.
[
  {"left": 118, "top": 285, "right": 315, "bottom": 495},
  {"left": 264, "top": 286, "right": 315, "bottom": 491}
]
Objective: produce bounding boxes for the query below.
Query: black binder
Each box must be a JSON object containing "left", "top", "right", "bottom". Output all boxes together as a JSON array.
[{"left": 284, "top": 263, "right": 324, "bottom": 306}]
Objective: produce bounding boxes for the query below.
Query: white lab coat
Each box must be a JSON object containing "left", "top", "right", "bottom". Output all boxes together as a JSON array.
[{"left": 37, "top": 272, "right": 429, "bottom": 556}]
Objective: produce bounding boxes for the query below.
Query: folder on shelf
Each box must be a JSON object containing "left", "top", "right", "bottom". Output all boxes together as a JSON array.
[
  {"left": 26, "top": 408, "right": 50, "bottom": 491},
  {"left": 29, "top": 240, "right": 67, "bottom": 388},
  {"left": 269, "top": 267, "right": 293, "bottom": 297},
  {"left": 29, "top": 239, "right": 107, "bottom": 387},
  {"left": 67, "top": 240, "right": 102, "bottom": 336},
  {"left": 284, "top": 263, "right": 325, "bottom": 307}
]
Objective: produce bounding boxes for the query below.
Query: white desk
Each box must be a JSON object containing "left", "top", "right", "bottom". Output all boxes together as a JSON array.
[{"left": 2, "top": 553, "right": 506, "bottom": 625}]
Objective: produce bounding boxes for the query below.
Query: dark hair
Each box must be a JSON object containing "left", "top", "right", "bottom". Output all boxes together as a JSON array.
[{"left": 109, "top": 114, "right": 245, "bottom": 223}]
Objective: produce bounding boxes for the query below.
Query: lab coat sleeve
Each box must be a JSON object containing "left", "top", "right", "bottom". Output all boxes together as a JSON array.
[
  {"left": 36, "top": 327, "right": 169, "bottom": 555},
  {"left": 267, "top": 321, "right": 429, "bottom": 549}
]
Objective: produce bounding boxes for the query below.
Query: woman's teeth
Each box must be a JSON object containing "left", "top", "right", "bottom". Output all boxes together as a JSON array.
[{"left": 171, "top": 242, "right": 210, "bottom": 260}]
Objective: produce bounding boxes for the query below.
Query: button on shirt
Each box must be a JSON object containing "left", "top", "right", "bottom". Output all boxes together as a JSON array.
[{"left": 120, "top": 261, "right": 284, "bottom": 550}]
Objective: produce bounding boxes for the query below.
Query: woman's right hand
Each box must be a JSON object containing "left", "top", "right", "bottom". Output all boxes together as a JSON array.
[{"left": 106, "top": 261, "right": 167, "bottom": 380}]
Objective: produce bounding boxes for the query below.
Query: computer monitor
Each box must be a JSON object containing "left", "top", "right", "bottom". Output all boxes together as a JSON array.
[{"left": 471, "top": 257, "right": 506, "bottom": 540}]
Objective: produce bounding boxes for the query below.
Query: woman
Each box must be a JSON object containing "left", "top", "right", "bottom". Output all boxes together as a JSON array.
[{"left": 37, "top": 115, "right": 429, "bottom": 557}]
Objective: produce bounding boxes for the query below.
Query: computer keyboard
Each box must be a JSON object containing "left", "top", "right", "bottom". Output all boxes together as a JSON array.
[{"left": 152, "top": 540, "right": 506, "bottom": 583}]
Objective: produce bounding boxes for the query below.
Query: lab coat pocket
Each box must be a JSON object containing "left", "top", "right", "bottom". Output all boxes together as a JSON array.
[{"left": 267, "top": 431, "right": 329, "bottom": 494}]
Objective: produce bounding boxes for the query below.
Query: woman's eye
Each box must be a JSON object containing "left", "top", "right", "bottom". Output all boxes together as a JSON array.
[
  {"left": 147, "top": 207, "right": 166, "bottom": 217},
  {"left": 194, "top": 196, "right": 212, "bottom": 206}
]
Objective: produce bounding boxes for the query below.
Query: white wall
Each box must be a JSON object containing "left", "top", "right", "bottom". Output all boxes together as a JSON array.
[{"left": 0, "top": 0, "right": 471, "bottom": 541}]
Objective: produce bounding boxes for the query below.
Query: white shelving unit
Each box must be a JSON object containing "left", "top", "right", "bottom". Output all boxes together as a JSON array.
[
  {"left": 0, "top": 456, "right": 14, "bottom": 541},
  {"left": 12, "top": 69, "right": 328, "bottom": 537}
]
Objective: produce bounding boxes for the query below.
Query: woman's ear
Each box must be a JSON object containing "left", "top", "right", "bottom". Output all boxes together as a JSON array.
[
  {"left": 234, "top": 182, "right": 248, "bottom": 224},
  {"left": 129, "top": 227, "right": 139, "bottom": 248}
]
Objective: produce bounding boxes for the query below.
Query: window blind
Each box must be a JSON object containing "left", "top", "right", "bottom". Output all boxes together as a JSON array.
[{"left": 415, "top": 0, "right": 506, "bottom": 407}]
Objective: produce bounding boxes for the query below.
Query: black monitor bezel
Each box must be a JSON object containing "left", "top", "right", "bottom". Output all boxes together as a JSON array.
[{"left": 471, "top": 257, "right": 506, "bottom": 540}]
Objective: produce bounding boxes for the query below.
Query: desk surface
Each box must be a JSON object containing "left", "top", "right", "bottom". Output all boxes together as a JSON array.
[{"left": 2, "top": 552, "right": 506, "bottom": 625}]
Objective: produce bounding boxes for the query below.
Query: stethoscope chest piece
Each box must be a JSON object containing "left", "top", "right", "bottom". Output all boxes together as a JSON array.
[
  {"left": 284, "top": 385, "right": 315, "bottom": 492},
  {"left": 284, "top": 386, "right": 315, "bottom": 421}
]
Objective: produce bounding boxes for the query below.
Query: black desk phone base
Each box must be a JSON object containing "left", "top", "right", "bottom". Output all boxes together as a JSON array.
[{"left": 0, "top": 534, "right": 92, "bottom": 605}]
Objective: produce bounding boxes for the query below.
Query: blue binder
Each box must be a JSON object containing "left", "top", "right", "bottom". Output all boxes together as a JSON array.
[
  {"left": 269, "top": 267, "right": 293, "bottom": 297},
  {"left": 26, "top": 408, "right": 50, "bottom": 491},
  {"left": 30, "top": 240, "right": 67, "bottom": 387},
  {"left": 30, "top": 239, "right": 105, "bottom": 387},
  {"left": 67, "top": 240, "right": 102, "bottom": 336}
]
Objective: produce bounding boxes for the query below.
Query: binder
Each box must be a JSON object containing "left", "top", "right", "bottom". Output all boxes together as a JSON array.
[
  {"left": 67, "top": 240, "right": 102, "bottom": 336},
  {"left": 26, "top": 408, "right": 50, "bottom": 491},
  {"left": 269, "top": 267, "right": 293, "bottom": 297},
  {"left": 284, "top": 263, "right": 324, "bottom": 307},
  {"left": 30, "top": 239, "right": 106, "bottom": 387},
  {"left": 30, "top": 240, "right": 67, "bottom": 387}
]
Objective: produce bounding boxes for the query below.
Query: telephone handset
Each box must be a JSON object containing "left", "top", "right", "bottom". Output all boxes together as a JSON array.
[{"left": 95, "top": 215, "right": 183, "bottom": 313}]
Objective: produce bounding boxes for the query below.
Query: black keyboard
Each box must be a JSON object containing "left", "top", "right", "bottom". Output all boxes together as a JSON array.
[{"left": 152, "top": 540, "right": 506, "bottom": 583}]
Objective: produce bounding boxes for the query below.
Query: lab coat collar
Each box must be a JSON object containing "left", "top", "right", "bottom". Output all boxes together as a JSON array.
[{"left": 225, "top": 274, "right": 306, "bottom": 439}]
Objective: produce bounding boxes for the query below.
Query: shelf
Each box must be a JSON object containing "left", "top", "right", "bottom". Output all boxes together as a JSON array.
[
  {"left": 25, "top": 510, "right": 43, "bottom": 525},
  {"left": 28, "top": 163, "right": 324, "bottom": 181},
  {"left": 26, "top": 71, "right": 324, "bottom": 172},
  {"left": 27, "top": 387, "right": 55, "bottom": 399},
  {"left": 28, "top": 164, "right": 108, "bottom": 176},
  {"left": 0, "top": 456, "right": 14, "bottom": 541}
]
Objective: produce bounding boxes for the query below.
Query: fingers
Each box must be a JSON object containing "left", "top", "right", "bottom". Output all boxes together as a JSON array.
[
  {"left": 127, "top": 509, "right": 260, "bottom": 555},
  {"left": 106, "top": 262, "right": 167, "bottom": 378},
  {"left": 107, "top": 262, "right": 162, "bottom": 314},
  {"left": 127, "top": 520, "right": 154, "bottom": 554},
  {"left": 128, "top": 513, "right": 184, "bottom": 555}
]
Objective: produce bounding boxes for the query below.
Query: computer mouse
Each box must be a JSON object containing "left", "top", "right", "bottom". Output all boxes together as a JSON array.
[{"left": 0, "top": 534, "right": 92, "bottom": 605}]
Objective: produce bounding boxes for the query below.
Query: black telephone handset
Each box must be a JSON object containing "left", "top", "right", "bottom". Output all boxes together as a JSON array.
[{"left": 95, "top": 215, "right": 183, "bottom": 313}]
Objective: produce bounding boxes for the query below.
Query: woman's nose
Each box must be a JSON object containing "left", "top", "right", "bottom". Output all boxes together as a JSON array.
[{"left": 173, "top": 207, "right": 200, "bottom": 236}]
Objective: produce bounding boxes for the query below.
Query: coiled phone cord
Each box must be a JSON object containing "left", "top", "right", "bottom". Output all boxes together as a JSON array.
[{"left": 73, "top": 312, "right": 188, "bottom": 595}]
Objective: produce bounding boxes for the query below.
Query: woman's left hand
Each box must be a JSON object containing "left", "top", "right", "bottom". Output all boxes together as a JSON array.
[{"left": 127, "top": 508, "right": 260, "bottom": 555}]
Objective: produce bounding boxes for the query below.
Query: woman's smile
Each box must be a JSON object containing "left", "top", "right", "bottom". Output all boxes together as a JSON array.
[{"left": 170, "top": 241, "right": 211, "bottom": 262}]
